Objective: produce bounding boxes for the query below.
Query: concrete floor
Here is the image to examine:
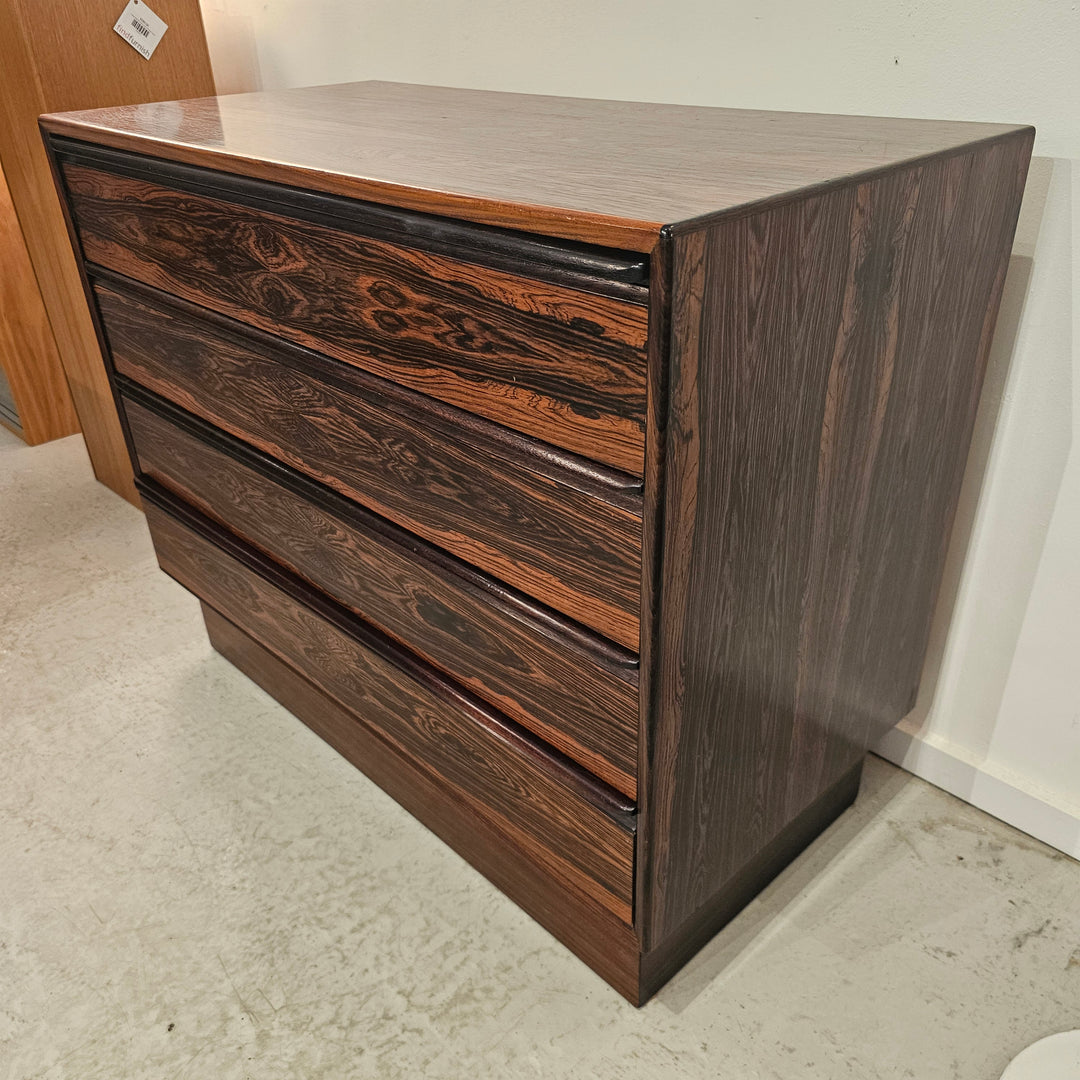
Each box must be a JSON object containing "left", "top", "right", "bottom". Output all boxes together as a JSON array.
[{"left": 2, "top": 426, "right": 1078, "bottom": 1080}]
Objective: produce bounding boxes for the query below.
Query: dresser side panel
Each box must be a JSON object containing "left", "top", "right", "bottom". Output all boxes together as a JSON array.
[{"left": 644, "top": 130, "right": 1033, "bottom": 944}]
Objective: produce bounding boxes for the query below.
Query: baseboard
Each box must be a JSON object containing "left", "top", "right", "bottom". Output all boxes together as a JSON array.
[{"left": 875, "top": 723, "right": 1080, "bottom": 861}]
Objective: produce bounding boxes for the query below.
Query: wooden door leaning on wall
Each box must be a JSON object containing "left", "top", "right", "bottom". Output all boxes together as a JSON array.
[{"left": 0, "top": 0, "right": 216, "bottom": 503}]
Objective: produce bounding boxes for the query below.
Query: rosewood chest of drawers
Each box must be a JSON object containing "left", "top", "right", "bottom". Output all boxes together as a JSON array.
[{"left": 42, "top": 82, "right": 1032, "bottom": 1004}]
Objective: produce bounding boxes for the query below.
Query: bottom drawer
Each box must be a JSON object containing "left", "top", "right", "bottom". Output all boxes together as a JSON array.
[{"left": 142, "top": 492, "right": 635, "bottom": 920}]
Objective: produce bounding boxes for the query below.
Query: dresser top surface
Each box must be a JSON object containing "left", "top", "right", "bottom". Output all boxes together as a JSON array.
[{"left": 42, "top": 80, "right": 1029, "bottom": 252}]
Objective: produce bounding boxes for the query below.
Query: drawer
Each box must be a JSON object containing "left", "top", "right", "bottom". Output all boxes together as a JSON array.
[
  {"left": 98, "top": 278, "right": 643, "bottom": 650},
  {"left": 143, "top": 494, "right": 636, "bottom": 920},
  {"left": 124, "top": 392, "right": 639, "bottom": 797},
  {"left": 62, "top": 158, "right": 648, "bottom": 474}
]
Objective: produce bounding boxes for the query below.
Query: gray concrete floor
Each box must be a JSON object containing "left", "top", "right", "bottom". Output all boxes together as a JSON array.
[{"left": 2, "top": 426, "right": 1078, "bottom": 1080}]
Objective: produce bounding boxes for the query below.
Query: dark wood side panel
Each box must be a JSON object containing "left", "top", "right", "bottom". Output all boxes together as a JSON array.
[
  {"left": 643, "top": 131, "right": 1033, "bottom": 944},
  {"left": 62, "top": 162, "right": 649, "bottom": 473},
  {"left": 638, "top": 759, "right": 862, "bottom": 1003},
  {"left": 124, "top": 394, "right": 639, "bottom": 795},
  {"left": 97, "top": 280, "right": 643, "bottom": 650},
  {"left": 201, "top": 603, "right": 644, "bottom": 1003},
  {"left": 145, "top": 500, "right": 635, "bottom": 919}
]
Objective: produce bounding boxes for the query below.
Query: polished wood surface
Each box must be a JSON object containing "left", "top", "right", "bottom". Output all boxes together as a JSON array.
[
  {"left": 641, "top": 130, "right": 1033, "bottom": 946},
  {"left": 98, "top": 280, "right": 643, "bottom": 648},
  {"left": 638, "top": 760, "right": 863, "bottom": 1002},
  {"left": 41, "top": 81, "right": 1027, "bottom": 251},
  {"left": 146, "top": 500, "right": 635, "bottom": 919},
  {"left": 44, "top": 85, "right": 1034, "bottom": 1003},
  {"left": 0, "top": 0, "right": 214, "bottom": 496},
  {"left": 0, "top": 158, "right": 78, "bottom": 443},
  {"left": 63, "top": 161, "right": 649, "bottom": 472},
  {"left": 634, "top": 230, "right": 674, "bottom": 937},
  {"left": 201, "top": 603, "right": 644, "bottom": 1003},
  {"left": 54, "top": 138, "right": 649, "bottom": 303},
  {"left": 125, "top": 394, "right": 639, "bottom": 795}
]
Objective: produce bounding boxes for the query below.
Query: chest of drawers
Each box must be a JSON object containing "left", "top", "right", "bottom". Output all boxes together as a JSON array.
[{"left": 42, "top": 82, "right": 1032, "bottom": 1004}]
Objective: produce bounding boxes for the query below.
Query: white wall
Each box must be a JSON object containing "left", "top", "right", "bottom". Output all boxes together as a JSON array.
[{"left": 200, "top": 0, "right": 1080, "bottom": 857}]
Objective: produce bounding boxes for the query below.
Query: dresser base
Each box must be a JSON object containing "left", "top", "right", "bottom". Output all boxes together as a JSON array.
[
  {"left": 200, "top": 603, "right": 643, "bottom": 1002},
  {"left": 202, "top": 601, "right": 864, "bottom": 1005},
  {"left": 638, "top": 758, "right": 863, "bottom": 1002}
]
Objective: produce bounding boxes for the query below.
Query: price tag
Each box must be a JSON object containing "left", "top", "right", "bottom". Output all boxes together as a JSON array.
[{"left": 113, "top": 0, "right": 168, "bottom": 60}]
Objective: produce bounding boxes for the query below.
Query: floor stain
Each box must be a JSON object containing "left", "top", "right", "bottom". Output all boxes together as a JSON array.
[{"left": 1012, "top": 919, "right": 1052, "bottom": 950}]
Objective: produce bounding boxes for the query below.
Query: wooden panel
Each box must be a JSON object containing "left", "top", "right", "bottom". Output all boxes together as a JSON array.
[
  {"left": 638, "top": 760, "right": 862, "bottom": 1004},
  {"left": 642, "top": 130, "right": 1033, "bottom": 944},
  {"left": 0, "top": 156, "right": 78, "bottom": 443},
  {"left": 634, "top": 229, "right": 674, "bottom": 937},
  {"left": 41, "top": 81, "right": 1028, "bottom": 252},
  {"left": 144, "top": 500, "right": 635, "bottom": 919},
  {"left": 53, "top": 139, "right": 649, "bottom": 302},
  {"left": 98, "top": 280, "right": 643, "bottom": 649},
  {"left": 0, "top": 0, "right": 215, "bottom": 498},
  {"left": 125, "top": 394, "right": 640, "bottom": 795},
  {"left": 200, "top": 603, "right": 644, "bottom": 1003},
  {"left": 62, "top": 163, "right": 649, "bottom": 473}
]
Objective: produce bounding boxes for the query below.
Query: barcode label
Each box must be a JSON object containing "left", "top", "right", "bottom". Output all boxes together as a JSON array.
[{"left": 113, "top": 0, "right": 168, "bottom": 59}]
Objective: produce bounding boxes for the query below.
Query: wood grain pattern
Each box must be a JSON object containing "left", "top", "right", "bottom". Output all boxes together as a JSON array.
[
  {"left": 41, "top": 81, "right": 1028, "bottom": 252},
  {"left": 642, "top": 130, "right": 1033, "bottom": 945},
  {"left": 41, "top": 85, "right": 1037, "bottom": 1002},
  {"left": 63, "top": 162, "right": 649, "bottom": 473},
  {"left": 53, "top": 138, "right": 649, "bottom": 303},
  {"left": 634, "top": 228, "right": 674, "bottom": 937},
  {"left": 200, "top": 513, "right": 855, "bottom": 1009},
  {"left": 0, "top": 0, "right": 214, "bottom": 497},
  {"left": 201, "top": 603, "right": 644, "bottom": 1003},
  {"left": 98, "top": 280, "right": 643, "bottom": 649},
  {"left": 638, "top": 759, "right": 862, "bottom": 1003},
  {"left": 0, "top": 156, "right": 78, "bottom": 443},
  {"left": 124, "top": 394, "right": 640, "bottom": 795},
  {"left": 144, "top": 499, "right": 635, "bottom": 918}
]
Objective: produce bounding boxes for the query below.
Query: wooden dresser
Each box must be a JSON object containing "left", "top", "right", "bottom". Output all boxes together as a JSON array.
[{"left": 41, "top": 82, "right": 1032, "bottom": 1004}]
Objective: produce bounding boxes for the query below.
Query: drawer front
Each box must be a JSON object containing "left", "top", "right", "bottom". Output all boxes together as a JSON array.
[
  {"left": 99, "top": 280, "right": 642, "bottom": 650},
  {"left": 143, "top": 497, "right": 635, "bottom": 919},
  {"left": 63, "top": 161, "right": 648, "bottom": 474},
  {"left": 125, "top": 394, "right": 639, "bottom": 796}
]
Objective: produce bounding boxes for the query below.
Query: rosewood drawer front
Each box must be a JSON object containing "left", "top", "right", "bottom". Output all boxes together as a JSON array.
[
  {"left": 143, "top": 496, "right": 636, "bottom": 920},
  {"left": 124, "top": 394, "right": 640, "bottom": 797},
  {"left": 62, "top": 159, "right": 649, "bottom": 474},
  {"left": 96, "top": 279, "right": 643, "bottom": 650}
]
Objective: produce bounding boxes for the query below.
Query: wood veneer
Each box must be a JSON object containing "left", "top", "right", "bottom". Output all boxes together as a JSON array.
[
  {"left": 44, "top": 84, "right": 1033, "bottom": 1004},
  {"left": 96, "top": 278, "right": 642, "bottom": 649},
  {"left": 124, "top": 392, "right": 639, "bottom": 796},
  {"left": 63, "top": 160, "right": 649, "bottom": 473},
  {"left": 199, "top": 603, "right": 644, "bottom": 1003},
  {"left": 42, "top": 81, "right": 1024, "bottom": 251},
  {"left": 640, "top": 130, "right": 1034, "bottom": 945},
  {"left": 144, "top": 495, "right": 635, "bottom": 920}
]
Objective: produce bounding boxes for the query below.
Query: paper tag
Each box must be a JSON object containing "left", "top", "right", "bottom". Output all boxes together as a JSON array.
[{"left": 113, "top": 0, "right": 168, "bottom": 60}]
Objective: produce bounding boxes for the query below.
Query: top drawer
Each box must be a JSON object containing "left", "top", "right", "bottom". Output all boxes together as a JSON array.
[{"left": 58, "top": 148, "right": 649, "bottom": 475}]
